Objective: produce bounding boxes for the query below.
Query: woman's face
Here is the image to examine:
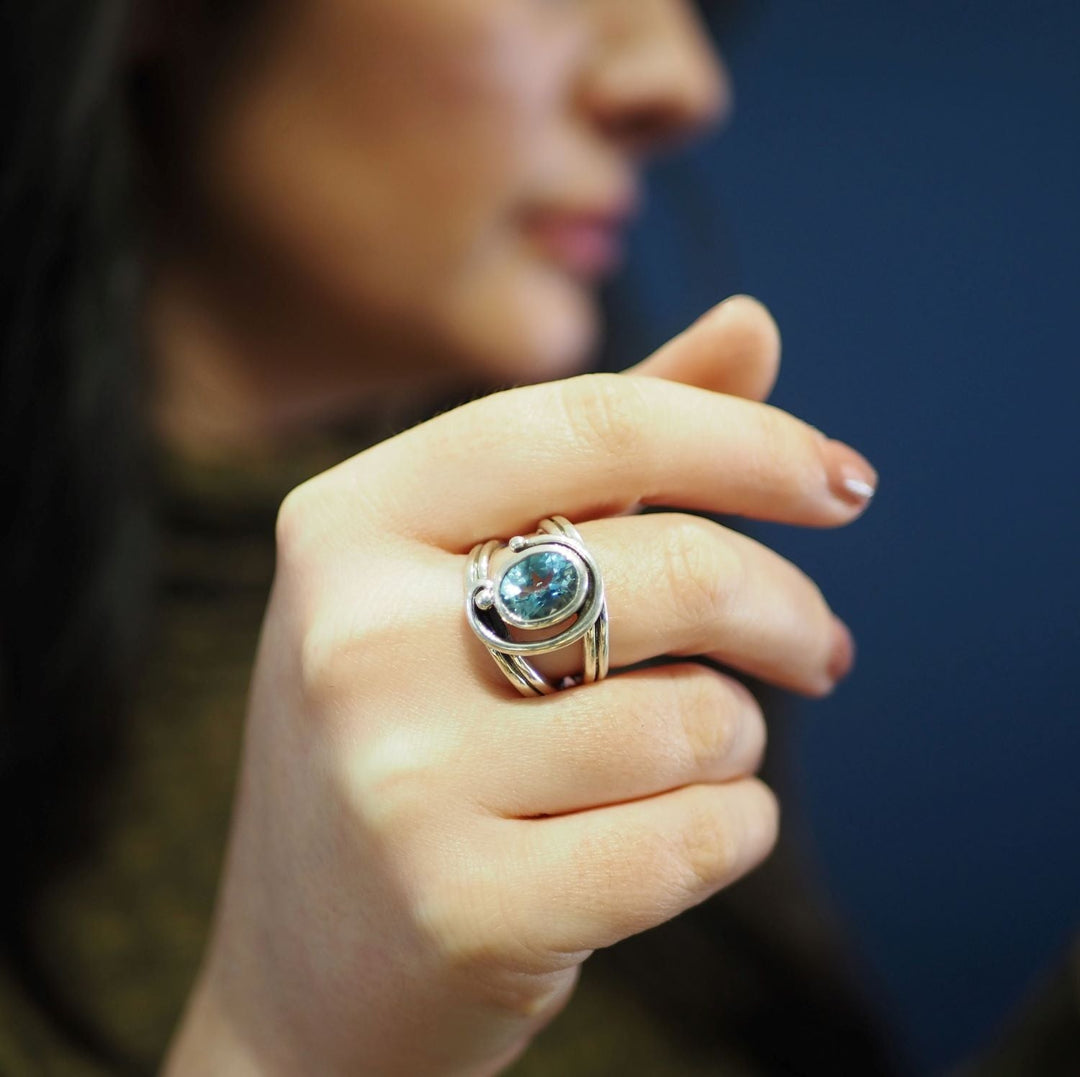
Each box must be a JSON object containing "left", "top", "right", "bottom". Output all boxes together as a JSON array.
[{"left": 169, "top": 0, "right": 729, "bottom": 386}]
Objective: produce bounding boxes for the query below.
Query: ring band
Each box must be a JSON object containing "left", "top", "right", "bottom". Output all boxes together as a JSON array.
[{"left": 466, "top": 516, "right": 609, "bottom": 696}]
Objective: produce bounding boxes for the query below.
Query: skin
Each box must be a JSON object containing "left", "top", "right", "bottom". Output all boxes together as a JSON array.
[
  {"left": 147, "top": 0, "right": 729, "bottom": 450},
  {"left": 147, "top": 1, "right": 879, "bottom": 1073},
  {"left": 165, "top": 318, "right": 876, "bottom": 1075}
]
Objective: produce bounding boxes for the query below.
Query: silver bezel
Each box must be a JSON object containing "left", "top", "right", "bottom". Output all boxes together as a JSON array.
[
  {"left": 492, "top": 542, "right": 588, "bottom": 631},
  {"left": 466, "top": 531, "right": 605, "bottom": 657}
]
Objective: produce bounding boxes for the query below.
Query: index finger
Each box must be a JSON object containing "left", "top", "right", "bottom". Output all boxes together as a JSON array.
[{"left": 335, "top": 373, "right": 876, "bottom": 550}]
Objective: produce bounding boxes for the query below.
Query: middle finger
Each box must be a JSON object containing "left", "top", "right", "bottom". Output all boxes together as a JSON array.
[{"left": 473, "top": 663, "right": 766, "bottom": 819}]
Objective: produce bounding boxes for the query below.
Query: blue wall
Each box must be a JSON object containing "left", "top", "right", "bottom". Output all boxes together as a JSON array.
[{"left": 610, "top": 1, "right": 1080, "bottom": 1070}]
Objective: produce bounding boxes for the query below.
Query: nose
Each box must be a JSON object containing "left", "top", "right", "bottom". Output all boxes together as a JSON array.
[{"left": 579, "top": 0, "right": 732, "bottom": 155}]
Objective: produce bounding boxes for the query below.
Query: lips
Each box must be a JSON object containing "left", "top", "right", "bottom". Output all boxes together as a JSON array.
[{"left": 520, "top": 193, "right": 639, "bottom": 280}]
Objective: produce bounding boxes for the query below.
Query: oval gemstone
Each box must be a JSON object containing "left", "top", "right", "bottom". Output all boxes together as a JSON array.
[{"left": 498, "top": 551, "right": 580, "bottom": 624}]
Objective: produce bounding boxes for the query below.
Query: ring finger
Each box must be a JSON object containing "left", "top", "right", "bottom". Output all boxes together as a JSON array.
[{"left": 473, "top": 512, "right": 851, "bottom": 699}]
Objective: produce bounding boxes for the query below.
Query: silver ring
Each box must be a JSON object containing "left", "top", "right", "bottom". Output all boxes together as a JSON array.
[{"left": 466, "top": 516, "right": 609, "bottom": 696}]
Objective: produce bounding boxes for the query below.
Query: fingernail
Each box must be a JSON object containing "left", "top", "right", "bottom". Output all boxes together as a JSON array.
[
  {"left": 827, "top": 618, "right": 856, "bottom": 683},
  {"left": 823, "top": 440, "right": 878, "bottom": 508}
]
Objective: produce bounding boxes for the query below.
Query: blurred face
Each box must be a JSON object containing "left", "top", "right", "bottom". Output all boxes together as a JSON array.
[{"left": 158, "top": 0, "right": 729, "bottom": 388}]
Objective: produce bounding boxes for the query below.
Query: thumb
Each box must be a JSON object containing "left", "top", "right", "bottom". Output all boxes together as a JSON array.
[{"left": 625, "top": 294, "right": 782, "bottom": 402}]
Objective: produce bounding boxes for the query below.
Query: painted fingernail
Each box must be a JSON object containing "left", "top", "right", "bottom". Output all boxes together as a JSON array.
[
  {"left": 827, "top": 617, "right": 856, "bottom": 684},
  {"left": 823, "top": 440, "right": 878, "bottom": 508}
]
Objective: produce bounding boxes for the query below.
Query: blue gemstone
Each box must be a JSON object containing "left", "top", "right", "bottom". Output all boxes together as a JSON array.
[{"left": 499, "top": 551, "right": 580, "bottom": 623}]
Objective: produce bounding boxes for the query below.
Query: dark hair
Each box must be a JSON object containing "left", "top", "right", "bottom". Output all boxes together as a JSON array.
[
  {"left": 0, "top": 0, "right": 152, "bottom": 1063},
  {"left": 0, "top": 3, "right": 904, "bottom": 1073}
]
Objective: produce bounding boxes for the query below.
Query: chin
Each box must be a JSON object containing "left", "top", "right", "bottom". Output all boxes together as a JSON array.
[{"left": 442, "top": 258, "right": 602, "bottom": 388}]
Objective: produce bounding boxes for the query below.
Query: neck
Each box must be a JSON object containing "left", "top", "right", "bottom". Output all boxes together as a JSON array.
[{"left": 143, "top": 253, "right": 463, "bottom": 462}]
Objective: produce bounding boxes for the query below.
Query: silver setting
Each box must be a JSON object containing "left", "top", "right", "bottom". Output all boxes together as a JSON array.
[{"left": 466, "top": 516, "right": 609, "bottom": 696}]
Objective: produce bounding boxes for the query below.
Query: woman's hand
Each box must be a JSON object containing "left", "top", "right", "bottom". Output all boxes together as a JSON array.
[{"left": 165, "top": 297, "right": 876, "bottom": 1076}]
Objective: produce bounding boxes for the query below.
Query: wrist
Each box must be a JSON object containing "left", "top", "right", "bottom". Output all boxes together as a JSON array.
[{"left": 163, "top": 965, "right": 268, "bottom": 1077}]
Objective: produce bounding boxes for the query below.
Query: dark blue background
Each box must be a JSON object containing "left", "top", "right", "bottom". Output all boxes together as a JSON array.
[{"left": 608, "top": 1, "right": 1080, "bottom": 1070}]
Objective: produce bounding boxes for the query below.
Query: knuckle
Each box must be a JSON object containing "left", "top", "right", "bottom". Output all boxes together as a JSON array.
[
  {"left": 778, "top": 566, "right": 837, "bottom": 692},
  {"left": 472, "top": 967, "right": 575, "bottom": 1021},
  {"left": 676, "top": 794, "right": 742, "bottom": 894},
  {"left": 739, "top": 693, "right": 769, "bottom": 774},
  {"left": 416, "top": 883, "right": 561, "bottom": 1001},
  {"left": 297, "top": 620, "right": 346, "bottom": 707},
  {"left": 274, "top": 472, "right": 353, "bottom": 575},
  {"left": 731, "top": 693, "right": 767, "bottom": 776},
  {"left": 275, "top": 480, "right": 316, "bottom": 558},
  {"left": 734, "top": 401, "right": 822, "bottom": 498},
  {"left": 808, "top": 590, "right": 839, "bottom": 669},
  {"left": 744, "top": 779, "right": 782, "bottom": 862},
  {"left": 757, "top": 404, "right": 826, "bottom": 491},
  {"left": 276, "top": 470, "right": 383, "bottom": 567},
  {"left": 799, "top": 570, "right": 829, "bottom": 617},
  {"left": 669, "top": 667, "right": 741, "bottom": 771},
  {"left": 558, "top": 373, "right": 648, "bottom": 474},
  {"left": 746, "top": 405, "right": 796, "bottom": 487},
  {"left": 297, "top": 615, "right": 384, "bottom": 717},
  {"left": 661, "top": 518, "right": 741, "bottom": 629},
  {"left": 415, "top": 891, "right": 491, "bottom": 971},
  {"left": 758, "top": 779, "right": 781, "bottom": 828},
  {"left": 354, "top": 737, "right": 437, "bottom": 842}
]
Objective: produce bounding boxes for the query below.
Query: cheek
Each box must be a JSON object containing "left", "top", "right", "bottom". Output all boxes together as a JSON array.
[
  {"left": 201, "top": 0, "right": 589, "bottom": 366},
  {"left": 440, "top": 238, "right": 601, "bottom": 383}
]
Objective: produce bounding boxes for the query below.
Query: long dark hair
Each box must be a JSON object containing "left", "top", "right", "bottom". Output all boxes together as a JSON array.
[
  {"left": 0, "top": 3, "right": 905, "bottom": 1072},
  {"left": 0, "top": 0, "right": 153, "bottom": 1064}
]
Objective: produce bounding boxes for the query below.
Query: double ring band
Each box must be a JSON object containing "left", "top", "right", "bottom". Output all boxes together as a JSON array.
[{"left": 466, "top": 516, "right": 609, "bottom": 696}]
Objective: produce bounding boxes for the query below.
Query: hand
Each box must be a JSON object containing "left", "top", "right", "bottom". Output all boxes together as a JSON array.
[{"left": 165, "top": 297, "right": 876, "bottom": 1076}]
